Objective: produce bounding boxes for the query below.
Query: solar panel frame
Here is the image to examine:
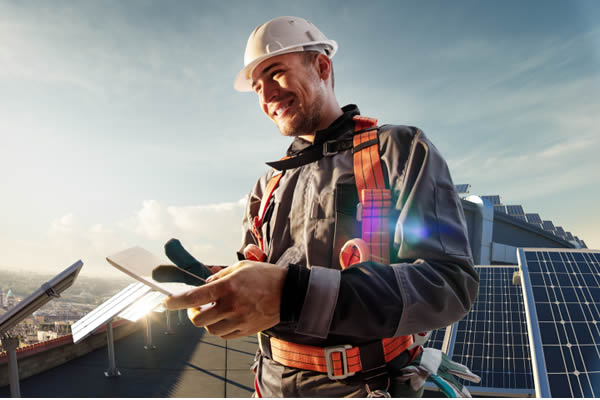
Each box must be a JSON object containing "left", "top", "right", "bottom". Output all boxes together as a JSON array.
[
  {"left": 446, "top": 265, "right": 536, "bottom": 397},
  {"left": 542, "top": 220, "right": 556, "bottom": 231},
  {"left": 517, "top": 248, "right": 600, "bottom": 398}
]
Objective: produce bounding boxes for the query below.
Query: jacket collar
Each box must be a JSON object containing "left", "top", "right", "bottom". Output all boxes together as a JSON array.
[{"left": 286, "top": 104, "right": 360, "bottom": 157}]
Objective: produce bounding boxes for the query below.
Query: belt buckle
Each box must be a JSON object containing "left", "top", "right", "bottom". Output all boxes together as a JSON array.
[{"left": 324, "top": 344, "right": 354, "bottom": 380}]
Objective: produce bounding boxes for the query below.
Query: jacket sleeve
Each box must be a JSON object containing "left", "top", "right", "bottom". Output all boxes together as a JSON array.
[{"left": 288, "top": 127, "right": 479, "bottom": 340}]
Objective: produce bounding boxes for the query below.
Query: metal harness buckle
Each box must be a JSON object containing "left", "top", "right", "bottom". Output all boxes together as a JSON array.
[
  {"left": 322, "top": 140, "right": 339, "bottom": 156},
  {"left": 324, "top": 344, "right": 355, "bottom": 380}
]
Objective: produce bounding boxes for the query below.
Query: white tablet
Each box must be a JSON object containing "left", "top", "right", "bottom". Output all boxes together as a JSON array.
[{"left": 106, "top": 246, "right": 197, "bottom": 296}]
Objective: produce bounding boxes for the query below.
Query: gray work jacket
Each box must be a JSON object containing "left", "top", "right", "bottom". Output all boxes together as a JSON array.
[{"left": 240, "top": 105, "right": 479, "bottom": 396}]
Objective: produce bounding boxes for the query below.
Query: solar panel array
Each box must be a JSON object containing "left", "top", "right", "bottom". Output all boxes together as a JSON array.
[
  {"left": 518, "top": 249, "right": 600, "bottom": 398},
  {"left": 448, "top": 266, "right": 535, "bottom": 396},
  {"left": 470, "top": 190, "right": 586, "bottom": 246}
]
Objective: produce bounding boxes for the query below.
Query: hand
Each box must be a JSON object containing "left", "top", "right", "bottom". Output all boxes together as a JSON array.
[{"left": 163, "top": 260, "right": 288, "bottom": 339}]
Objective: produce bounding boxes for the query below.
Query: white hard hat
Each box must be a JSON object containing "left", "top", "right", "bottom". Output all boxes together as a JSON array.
[{"left": 234, "top": 16, "right": 338, "bottom": 92}]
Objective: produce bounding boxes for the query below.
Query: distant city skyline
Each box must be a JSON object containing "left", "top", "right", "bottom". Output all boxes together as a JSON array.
[{"left": 1, "top": 0, "right": 599, "bottom": 278}]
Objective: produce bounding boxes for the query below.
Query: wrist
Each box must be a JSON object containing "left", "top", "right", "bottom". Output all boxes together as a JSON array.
[{"left": 279, "top": 263, "right": 310, "bottom": 323}]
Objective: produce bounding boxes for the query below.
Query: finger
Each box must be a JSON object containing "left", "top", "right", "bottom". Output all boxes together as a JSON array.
[
  {"left": 220, "top": 330, "right": 244, "bottom": 340},
  {"left": 206, "top": 262, "right": 243, "bottom": 282},
  {"left": 208, "top": 265, "right": 223, "bottom": 274},
  {"left": 186, "top": 302, "right": 228, "bottom": 328},
  {"left": 205, "top": 319, "right": 241, "bottom": 337},
  {"left": 163, "top": 282, "right": 220, "bottom": 310}
]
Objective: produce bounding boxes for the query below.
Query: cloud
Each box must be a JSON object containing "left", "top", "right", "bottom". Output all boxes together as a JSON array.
[
  {"left": 41, "top": 197, "right": 248, "bottom": 277},
  {"left": 538, "top": 137, "right": 597, "bottom": 159}
]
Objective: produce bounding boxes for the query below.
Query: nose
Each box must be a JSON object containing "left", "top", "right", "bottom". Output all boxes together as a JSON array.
[{"left": 259, "top": 79, "right": 280, "bottom": 105}]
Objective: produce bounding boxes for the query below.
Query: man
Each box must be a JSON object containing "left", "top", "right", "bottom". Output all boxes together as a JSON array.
[{"left": 165, "top": 16, "right": 479, "bottom": 397}]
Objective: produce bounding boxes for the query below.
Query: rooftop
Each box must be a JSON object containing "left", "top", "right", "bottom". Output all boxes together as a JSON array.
[{"left": 0, "top": 314, "right": 255, "bottom": 398}]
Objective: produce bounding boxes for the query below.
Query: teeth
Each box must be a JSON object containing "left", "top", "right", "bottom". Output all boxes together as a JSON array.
[{"left": 274, "top": 100, "right": 291, "bottom": 117}]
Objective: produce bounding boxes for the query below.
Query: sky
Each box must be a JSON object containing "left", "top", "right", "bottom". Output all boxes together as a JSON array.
[{"left": 0, "top": 0, "right": 599, "bottom": 278}]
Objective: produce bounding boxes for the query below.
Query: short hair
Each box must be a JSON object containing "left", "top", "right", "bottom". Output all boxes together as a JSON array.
[{"left": 301, "top": 51, "right": 335, "bottom": 90}]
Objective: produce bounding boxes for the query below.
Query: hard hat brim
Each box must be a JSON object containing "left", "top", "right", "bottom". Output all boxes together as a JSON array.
[{"left": 233, "top": 39, "right": 337, "bottom": 92}]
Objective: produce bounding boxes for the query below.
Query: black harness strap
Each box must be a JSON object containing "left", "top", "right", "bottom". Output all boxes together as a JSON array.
[
  {"left": 266, "top": 127, "right": 378, "bottom": 171},
  {"left": 266, "top": 139, "right": 353, "bottom": 171}
]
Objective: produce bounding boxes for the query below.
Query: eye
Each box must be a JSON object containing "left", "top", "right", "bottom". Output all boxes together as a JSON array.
[{"left": 271, "top": 70, "right": 284, "bottom": 79}]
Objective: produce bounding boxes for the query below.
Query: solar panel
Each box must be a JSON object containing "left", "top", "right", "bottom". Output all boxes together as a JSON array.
[
  {"left": 0, "top": 260, "right": 83, "bottom": 334},
  {"left": 518, "top": 249, "right": 600, "bottom": 398},
  {"left": 494, "top": 205, "right": 507, "bottom": 214},
  {"left": 455, "top": 184, "right": 471, "bottom": 194},
  {"left": 481, "top": 195, "right": 502, "bottom": 205},
  {"left": 526, "top": 213, "right": 543, "bottom": 224},
  {"left": 506, "top": 205, "right": 525, "bottom": 216},
  {"left": 565, "top": 232, "right": 574, "bottom": 241},
  {"left": 71, "top": 283, "right": 151, "bottom": 343},
  {"left": 543, "top": 220, "right": 556, "bottom": 231},
  {"left": 425, "top": 326, "right": 448, "bottom": 352},
  {"left": 581, "top": 240, "right": 588, "bottom": 249},
  {"left": 447, "top": 266, "right": 535, "bottom": 396},
  {"left": 555, "top": 227, "right": 567, "bottom": 239},
  {"left": 513, "top": 215, "right": 527, "bottom": 223},
  {"left": 118, "top": 291, "right": 166, "bottom": 322}
]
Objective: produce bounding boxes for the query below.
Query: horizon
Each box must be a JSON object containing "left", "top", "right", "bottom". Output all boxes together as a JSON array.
[{"left": 1, "top": 0, "right": 599, "bottom": 278}]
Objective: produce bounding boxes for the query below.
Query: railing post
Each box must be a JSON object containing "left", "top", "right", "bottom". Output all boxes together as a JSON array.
[
  {"left": 164, "top": 311, "right": 174, "bottom": 335},
  {"left": 144, "top": 314, "right": 155, "bottom": 350},
  {"left": 104, "top": 319, "right": 121, "bottom": 377},
  {"left": 2, "top": 336, "right": 21, "bottom": 397}
]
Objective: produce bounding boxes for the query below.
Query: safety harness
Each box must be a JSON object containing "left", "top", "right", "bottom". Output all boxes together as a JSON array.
[{"left": 249, "top": 115, "right": 421, "bottom": 394}]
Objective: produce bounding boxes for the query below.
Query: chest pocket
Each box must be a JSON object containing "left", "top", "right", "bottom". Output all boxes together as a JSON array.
[{"left": 330, "top": 183, "right": 361, "bottom": 269}]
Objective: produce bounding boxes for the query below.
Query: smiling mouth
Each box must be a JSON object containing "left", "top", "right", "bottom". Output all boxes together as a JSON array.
[{"left": 274, "top": 98, "right": 294, "bottom": 118}]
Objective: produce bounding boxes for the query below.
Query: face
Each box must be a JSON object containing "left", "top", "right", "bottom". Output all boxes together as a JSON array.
[{"left": 251, "top": 52, "right": 324, "bottom": 137}]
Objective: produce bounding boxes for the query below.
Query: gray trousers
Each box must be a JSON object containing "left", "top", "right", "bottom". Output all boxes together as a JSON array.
[{"left": 254, "top": 353, "right": 424, "bottom": 398}]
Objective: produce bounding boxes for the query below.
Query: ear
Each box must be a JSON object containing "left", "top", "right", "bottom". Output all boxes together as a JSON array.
[{"left": 315, "top": 54, "right": 332, "bottom": 84}]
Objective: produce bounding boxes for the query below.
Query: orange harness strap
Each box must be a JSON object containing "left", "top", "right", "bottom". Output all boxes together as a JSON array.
[
  {"left": 261, "top": 333, "right": 414, "bottom": 379},
  {"left": 351, "top": 115, "right": 391, "bottom": 265},
  {"left": 251, "top": 171, "right": 283, "bottom": 253}
]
